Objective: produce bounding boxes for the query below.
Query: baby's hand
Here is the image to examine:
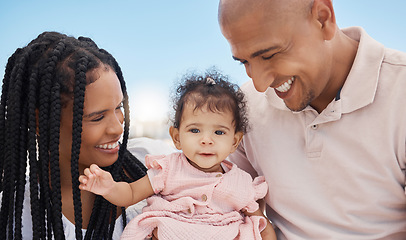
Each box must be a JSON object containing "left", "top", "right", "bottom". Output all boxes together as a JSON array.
[{"left": 79, "top": 164, "right": 115, "bottom": 196}]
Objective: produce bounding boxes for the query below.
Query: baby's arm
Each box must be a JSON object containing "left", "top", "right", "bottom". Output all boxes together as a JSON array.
[
  {"left": 79, "top": 164, "right": 154, "bottom": 207},
  {"left": 243, "top": 199, "right": 277, "bottom": 240}
]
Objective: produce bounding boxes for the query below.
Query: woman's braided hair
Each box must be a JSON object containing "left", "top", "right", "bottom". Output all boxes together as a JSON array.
[{"left": 0, "top": 31, "right": 147, "bottom": 240}]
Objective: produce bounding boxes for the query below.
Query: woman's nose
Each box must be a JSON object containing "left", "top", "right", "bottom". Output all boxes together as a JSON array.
[{"left": 107, "top": 112, "right": 124, "bottom": 135}]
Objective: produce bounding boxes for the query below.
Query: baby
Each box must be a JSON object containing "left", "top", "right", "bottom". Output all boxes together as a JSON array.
[{"left": 79, "top": 71, "right": 276, "bottom": 239}]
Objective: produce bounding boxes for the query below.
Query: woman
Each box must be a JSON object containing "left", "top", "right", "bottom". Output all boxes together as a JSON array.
[{"left": 0, "top": 31, "right": 173, "bottom": 239}]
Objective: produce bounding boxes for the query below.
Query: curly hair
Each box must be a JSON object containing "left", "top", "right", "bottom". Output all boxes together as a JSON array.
[
  {"left": 0, "top": 31, "right": 146, "bottom": 240},
  {"left": 171, "top": 67, "right": 248, "bottom": 133}
]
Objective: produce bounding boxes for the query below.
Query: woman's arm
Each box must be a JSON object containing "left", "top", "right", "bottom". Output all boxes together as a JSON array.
[{"left": 79, "top": 164, "right": 154, "bottom": 207}]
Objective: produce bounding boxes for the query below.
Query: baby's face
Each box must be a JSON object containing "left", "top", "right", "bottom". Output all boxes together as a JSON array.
[{"left": 171, "top": 104, "right": 242, "bottom": 173}]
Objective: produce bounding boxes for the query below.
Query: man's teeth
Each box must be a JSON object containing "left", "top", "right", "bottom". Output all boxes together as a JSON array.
[
  {"left": 275, "top": 77, "right": 294, "bottom": 93},
  {"left": 96, "top": 142, "right": 119, "bottom": 149}
]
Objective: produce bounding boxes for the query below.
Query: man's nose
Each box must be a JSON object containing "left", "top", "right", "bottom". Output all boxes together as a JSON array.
[{"left": 246, "top": 62, "right": 276, "bottom": 92}]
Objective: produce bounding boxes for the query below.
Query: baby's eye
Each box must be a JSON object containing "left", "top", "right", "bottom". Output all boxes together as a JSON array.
[
  {"left": 214, "top": 130, "right": 225, "bottom": 135},
  {"left": 190, "top": 129, "right": 200, "bottom": 133}
]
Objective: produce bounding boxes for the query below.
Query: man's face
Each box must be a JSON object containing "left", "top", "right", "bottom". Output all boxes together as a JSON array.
[{"left": 220, "top": 5, "right": 333, "bottom": 112}]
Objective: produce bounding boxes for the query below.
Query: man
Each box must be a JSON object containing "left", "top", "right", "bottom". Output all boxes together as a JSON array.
[{"left": 219, "top": 0, "right": 406, "bottom": 239}]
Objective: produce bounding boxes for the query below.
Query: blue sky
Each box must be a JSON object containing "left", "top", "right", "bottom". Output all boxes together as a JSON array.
[{"left": 1, "top": 0, "right": 405, "bottom": 137}]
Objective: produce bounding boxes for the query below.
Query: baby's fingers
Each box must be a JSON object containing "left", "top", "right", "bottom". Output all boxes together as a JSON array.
[
  {"left": 79, "top": 175, "right": 88, "bottom": 184},
  {"left": 89, "top": 164, "right": 113, "bottom": 181},
  {"left": 83, "top": 167, "right": 95, "bottom": 179},
  {"left": 89, "top": 164, "right": 102, "bottom": 174},
  {"left": 79, "top": 175, "right": 89, "bottom": 190}
]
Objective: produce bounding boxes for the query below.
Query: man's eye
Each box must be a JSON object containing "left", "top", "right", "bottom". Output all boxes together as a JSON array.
[
  {"left": 215, "top": 130, "right": 225, "bottom": 135},
  {"left": 190, "top": 129, "right": 200, "bottom": 133},
  {"left": 239, "top": 60, "right": 248, "bottom": 65},
  {"left": 262, "top": 53, "right": 277, "bottom": 60}
]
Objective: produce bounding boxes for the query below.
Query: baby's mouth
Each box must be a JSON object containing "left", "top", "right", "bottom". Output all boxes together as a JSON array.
[{"left": 199, "top": 153, "right": 214, "bottom": 156}]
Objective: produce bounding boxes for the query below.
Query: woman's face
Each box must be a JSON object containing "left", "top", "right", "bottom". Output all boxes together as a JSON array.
[{"left": 59, "top": 66, "right": 124, "bottom": 173}]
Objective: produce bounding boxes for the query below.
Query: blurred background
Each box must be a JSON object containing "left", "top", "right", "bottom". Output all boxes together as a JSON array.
[{"left": 1, "top": 0, "right": 405, "bottom": 141}]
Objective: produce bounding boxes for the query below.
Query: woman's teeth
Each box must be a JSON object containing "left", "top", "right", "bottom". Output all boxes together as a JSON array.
[
  {"left": 96, "top": 142, "right": 119, "bottom": 149},
  {"left": 275, "top": 77, "right": 294, "bottom": 93}
]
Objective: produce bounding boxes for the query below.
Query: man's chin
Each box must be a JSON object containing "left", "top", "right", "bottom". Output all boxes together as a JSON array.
[
  {"left": 284, "top": 102, "right": 308, "bottom": 112},
  {"left": 284, "top": 93, "right": 314, "bottom": 112}
]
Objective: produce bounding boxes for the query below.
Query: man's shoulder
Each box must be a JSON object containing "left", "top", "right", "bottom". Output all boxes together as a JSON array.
[{"left": 383, "top": 47, "right": 406, "bottom": 67}]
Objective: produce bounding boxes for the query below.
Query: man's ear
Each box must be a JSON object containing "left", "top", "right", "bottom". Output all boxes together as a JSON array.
[
  {"left": 311, "top": 0, "right": 336, "bottom": 41},
  {"left": 231, "top": 131, "right": 243, "bottom": 152},
  {"left": 169, "top": 126, "right": 182, "bottom": 150}
]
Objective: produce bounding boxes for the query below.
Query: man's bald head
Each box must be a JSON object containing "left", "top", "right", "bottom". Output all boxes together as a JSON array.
[{"left": 218, "top": 0, "right": 314, "bottom": 28}]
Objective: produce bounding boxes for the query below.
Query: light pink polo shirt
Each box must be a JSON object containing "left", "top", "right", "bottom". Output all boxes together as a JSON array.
[{"left": 229, "top": 27, "right": 406, "bottom": 239}]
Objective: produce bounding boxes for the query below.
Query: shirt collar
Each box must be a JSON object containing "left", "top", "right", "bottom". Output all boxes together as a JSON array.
[{"left": 339, "top": 27, "right": 384, "bottom": 113}]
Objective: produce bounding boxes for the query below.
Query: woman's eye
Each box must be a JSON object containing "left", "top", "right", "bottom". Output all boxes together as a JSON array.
[
  {"left": 116, "top": 103, "right": 123, "bottom": 110},
  {"left": 190, "top": 129, "right": 200, "bottom": 133},
  {"left": 215, "top": 130, "right": 225, "bottom": 135},
  {"left": 116, "top": 104, "right": 124, "bottom": 113},
  {"left": 91, "top": 115, "right": 104, "bottom": 122}
]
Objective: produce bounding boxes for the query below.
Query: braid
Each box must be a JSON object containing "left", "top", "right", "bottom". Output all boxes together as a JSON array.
[
  {"left": 49, "top": 81, "right": 64, "bottom": 240},
  {"left": 108, "top": 205, "right": 117, "bottom": 239},
  {"left": 14, "top": 90, "right": 29, "bottom": 240},
  {"left": 93, "top": 198, "right": 109, "bottom": 239},
  {"left": 38, "top": 40, "right": 66, "bottom": 240},
  {"left": 122, "top": 150, "right": 147, "bottom": 181},
  {"left": 0, "top": 48, "right": 21, "bottom": 191},
  {"left": 0, "top": 48, "right": 29, "bottom": 239},
  {"left": 27, "top": 69, "right": 42, "bottom": 240},
  {"left": 83, "top": 197, "right": 99, "bottom": 240},
  {"left": 71, "top": 54, "right": 88, "bottom": 240},
  {"left": 48, "top": 39, "right": 67, "bottom": 240}
]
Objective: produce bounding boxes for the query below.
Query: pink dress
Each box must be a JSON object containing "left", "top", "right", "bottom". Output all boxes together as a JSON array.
[{"left": 120, "top": 152, "right": 268, "bottom": 240}]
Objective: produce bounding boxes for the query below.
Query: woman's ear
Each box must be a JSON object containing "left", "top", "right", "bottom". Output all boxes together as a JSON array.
[
  {"left": 169, "top": 126, "right": 182, "bottom": 150},
  {"left": 311, "top": 0, "right": 336, "bottom": 41}
]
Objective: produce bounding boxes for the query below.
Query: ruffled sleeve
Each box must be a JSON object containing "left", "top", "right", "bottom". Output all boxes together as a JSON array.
[
  {"left": 243, "top": 176, "right": 268, "bottom": 213},
  {"left": 145, "top": 154, "right": 171, "bottom": 194}
]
